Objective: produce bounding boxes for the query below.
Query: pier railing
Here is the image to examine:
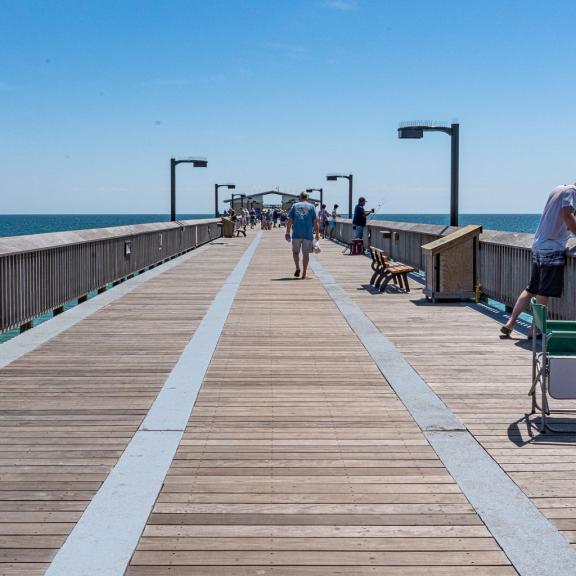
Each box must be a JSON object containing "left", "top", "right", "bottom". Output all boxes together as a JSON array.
[
  {"left": 0, "top": 219, "right": 221, "bottom": 334},
  {"left": 333, "top": 219, "right": 576, "bottom": 320}
]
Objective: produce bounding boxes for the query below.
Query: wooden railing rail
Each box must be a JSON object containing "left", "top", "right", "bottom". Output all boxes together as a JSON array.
[
  {"left": 0, "top": 219, "right": 221, "bottom": 334},
  {"left": 332, "top": 219, "right": 576, "bottom": 320}
]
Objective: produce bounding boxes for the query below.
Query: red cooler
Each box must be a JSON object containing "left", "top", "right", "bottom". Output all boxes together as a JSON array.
[{"left": 351, "top": 239, "right": 364, "bottom": 255}]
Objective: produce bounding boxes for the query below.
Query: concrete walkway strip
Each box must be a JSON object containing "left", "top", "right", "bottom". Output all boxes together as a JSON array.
[
  {"left": 311, "top": 255, "right": 576, "bottom": 576},
  {"left": 310, "top": 259, "right": 464, "bottom": 432},
  {"left": 0, "top": 242, "right": 214, "bottom": 369},
  {"left": 45, "top": 232, "right": 262, "bottom": 576}
]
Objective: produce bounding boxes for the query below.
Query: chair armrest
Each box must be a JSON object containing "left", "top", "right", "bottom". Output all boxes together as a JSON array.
[
  {"left": 548, "top": 331, "right": 576, "bottom": 340},
  {"left": 548, "top": 320, "right": 576, "bottom": 331}
]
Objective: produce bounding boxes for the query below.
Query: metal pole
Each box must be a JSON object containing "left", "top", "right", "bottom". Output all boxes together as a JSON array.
[
  {"left": 214, "top": 184, "right": 219, "bottom": 218},
  {"left": 320, "top": 188, "right": 323, "bottom": 207},
  {"left": 348, "top": 175, "right": 353, "bottom": 220},
  {"left": 170, "top": 158, "right": 176, "bottom": 222},
  {"left": 450, "top": 123, "right": 459, "bottom": 227}
]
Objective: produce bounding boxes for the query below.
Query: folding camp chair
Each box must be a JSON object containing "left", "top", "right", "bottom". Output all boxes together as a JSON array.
[{"left": 529, "top": 298, "right": 576, "bottom": 432}]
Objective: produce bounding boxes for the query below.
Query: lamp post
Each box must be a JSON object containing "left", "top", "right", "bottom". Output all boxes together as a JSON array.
[
  {"left": 170, "top": 157, "right": 208, "bottom": 221},
  {"left": 326, "top": 174, "right": 353, "bottom": 219},
  {"left": 215, "top": 183, "right": 236, "bottom": 217},
  {"left": 398, "top": 122, "right": 460, "bottom": 226},
  {"left": 306, "top": 188, "right": 323, "bottom": 207}
]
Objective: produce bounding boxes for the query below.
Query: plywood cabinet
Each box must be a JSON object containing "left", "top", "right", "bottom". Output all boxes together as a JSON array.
[{"left": 422, "top": 225, "right": 482, "bottom": 301}]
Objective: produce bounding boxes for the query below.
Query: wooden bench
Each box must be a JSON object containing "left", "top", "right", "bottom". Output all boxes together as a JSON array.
[{"left": 369, "top": 247, "right": 415, "bottom": 293}]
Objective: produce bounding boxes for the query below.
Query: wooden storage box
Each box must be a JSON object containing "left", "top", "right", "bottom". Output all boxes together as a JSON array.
[{"left": 421, "top": 225, "right": 482, "bottom": 301}]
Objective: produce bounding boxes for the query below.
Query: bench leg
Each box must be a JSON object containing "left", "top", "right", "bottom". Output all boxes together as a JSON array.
[
  {"left": 370, "top": 268, "right": 382, "bottom": 286},
  {"left": 379, "top": 273, "right": 394, "bottom": 293},
  {"left": 374, "top": 269, "right": 387, "bottom": 289},
  {"left": 402, "top": 274, "right": 410, "bottom": 293}
]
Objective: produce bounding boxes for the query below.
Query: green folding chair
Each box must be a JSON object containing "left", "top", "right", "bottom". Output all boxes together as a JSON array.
[{"left": 530, "top": 298, "right": 576, "bottom": 432}]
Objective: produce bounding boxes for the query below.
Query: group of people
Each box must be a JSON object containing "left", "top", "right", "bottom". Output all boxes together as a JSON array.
[
  {"left": 257, "top": 208, "right": 288, "bottom": 230},
  {"left": 226, "top": 206, "right": 290, "bottom": 231}
]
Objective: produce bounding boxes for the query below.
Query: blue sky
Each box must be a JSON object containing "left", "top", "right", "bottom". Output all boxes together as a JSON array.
[{"left": 1, "top": 0, "right": 575, "bottom": 215}]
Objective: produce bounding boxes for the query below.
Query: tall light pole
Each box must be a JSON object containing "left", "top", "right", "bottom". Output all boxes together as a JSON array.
[
  {"left": 398, "top": 122, "right": 460, "bottom": 226},
  {"left": 215, "top": 183, "right": 235, "bottom": 217},
  {"left": 306, "top": 188, "right": 323, "bottom": 207},
  {"left": 326, "top": 174, "right": 353, "bottom": 219},
  {"left": 170, "top": 157, "right": 208, "bottom": 221}
]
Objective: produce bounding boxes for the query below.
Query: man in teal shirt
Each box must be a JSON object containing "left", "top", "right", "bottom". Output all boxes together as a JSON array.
[{"left": 286, "top": 191, "right": 319, "bottom": 279}]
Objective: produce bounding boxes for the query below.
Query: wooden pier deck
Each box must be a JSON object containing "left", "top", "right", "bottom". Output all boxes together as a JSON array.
[{"left": 1, "top": 228, "right": 576, "bottom": 575}]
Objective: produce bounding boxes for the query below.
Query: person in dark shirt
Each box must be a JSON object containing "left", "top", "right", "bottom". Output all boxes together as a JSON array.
[{"left": 352, "top": 197, "right": 374, "bottom": 239}]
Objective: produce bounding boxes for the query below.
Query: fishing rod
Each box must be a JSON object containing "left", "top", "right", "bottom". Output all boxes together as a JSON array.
[{"left": 367, "top": 201, "right": 384, "bottom": 222}]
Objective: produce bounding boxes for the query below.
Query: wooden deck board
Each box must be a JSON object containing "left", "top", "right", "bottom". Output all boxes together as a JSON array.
[
  {"left": 0, "top": 240, "right": 249, "bottom": 574},
  {"left": 125, "top": 231, "right": 512, "bottom": 575}
]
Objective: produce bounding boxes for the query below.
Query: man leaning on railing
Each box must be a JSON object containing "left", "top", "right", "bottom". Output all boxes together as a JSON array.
[{"left": 500, "top": 183, "right": 576, "bottom": 338}]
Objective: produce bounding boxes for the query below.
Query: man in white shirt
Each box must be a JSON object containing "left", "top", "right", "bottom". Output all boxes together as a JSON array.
[{"left": 501, "top": 183, "right": 576, "bottom": 337}]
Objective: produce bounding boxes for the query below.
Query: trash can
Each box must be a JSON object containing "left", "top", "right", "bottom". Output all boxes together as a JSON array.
[{"left": 221, "top": 217, "right": 235, "bottom": 238}]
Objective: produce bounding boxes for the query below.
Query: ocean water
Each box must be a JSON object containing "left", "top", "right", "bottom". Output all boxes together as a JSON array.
[
  {"left": 0, "top": 213, "right": 539, "bottom": 238},
  {"left": 0, "top": 214, "right": 212, "bottom": 238},
  {"left": 370, "top": 213, "right": 540, "bottom": 234}
]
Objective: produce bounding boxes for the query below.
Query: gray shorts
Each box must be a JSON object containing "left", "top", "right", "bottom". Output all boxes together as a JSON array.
[{"left": 292, "top": 239, "right": 314, "bottom": 254}]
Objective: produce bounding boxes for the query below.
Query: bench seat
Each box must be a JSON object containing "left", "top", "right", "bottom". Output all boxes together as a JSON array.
[{"left": 369, "top": 247, "right": 415, "bottom": 293}]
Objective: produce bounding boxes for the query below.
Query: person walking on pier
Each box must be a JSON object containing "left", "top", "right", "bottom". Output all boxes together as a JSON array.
[
  {"left": 327, "top": 203, "right": 339, "bottom": 240},
  {"left": 286, "top": 191, "right": 319, "bottom": 279},
  {"left": 501, "top": 183, "right": 576, "bottom": 338},
  {"left": 353, "top": 197, "right": 375, "bottom": 239}
]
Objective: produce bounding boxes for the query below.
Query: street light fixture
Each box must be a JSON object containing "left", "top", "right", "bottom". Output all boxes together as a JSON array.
[
  {"left": 398, "top": 122, "right": 460, "bottom": 226},
  {"left": 170, "top": 157, "right": 208, "bottom": 222},
  {"left": 214, "top": 183, "right": 236, "bottom": 217},
  {"left": 326, "top": 174, "right": 353, "bottom": 219},
  {"left": 306, "top": 188, "right": 323, "bottom": 207}
]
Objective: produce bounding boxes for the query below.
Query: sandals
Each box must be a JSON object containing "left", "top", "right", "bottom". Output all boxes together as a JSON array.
[
  {"left": 500, "top": 326, "right": 512, "bottom": 338},
  {"left": 500, "top": 325, "right": 542, "bottom": 340},
  {"left": 294, "top": 269, "right": 301, "bottom": 278}
]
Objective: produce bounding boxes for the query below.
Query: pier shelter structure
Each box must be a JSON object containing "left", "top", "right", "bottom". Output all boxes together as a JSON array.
[
  {"left": 224, "top": 190, "right": 321, "bottom": 212},
  {"left": 2, "top": 220, "right": 576, "bottom": 575}
]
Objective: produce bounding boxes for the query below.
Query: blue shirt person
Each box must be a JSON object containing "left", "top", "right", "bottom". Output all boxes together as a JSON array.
[
  {"left": 352, "top": 196, "right": 374, "bottom": 239},
  {"left": 288, "top": 200, "right": 316, "bottom": 240},
  {"left": 286, "top": 192, "right": 319, "bottom": 279}
]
